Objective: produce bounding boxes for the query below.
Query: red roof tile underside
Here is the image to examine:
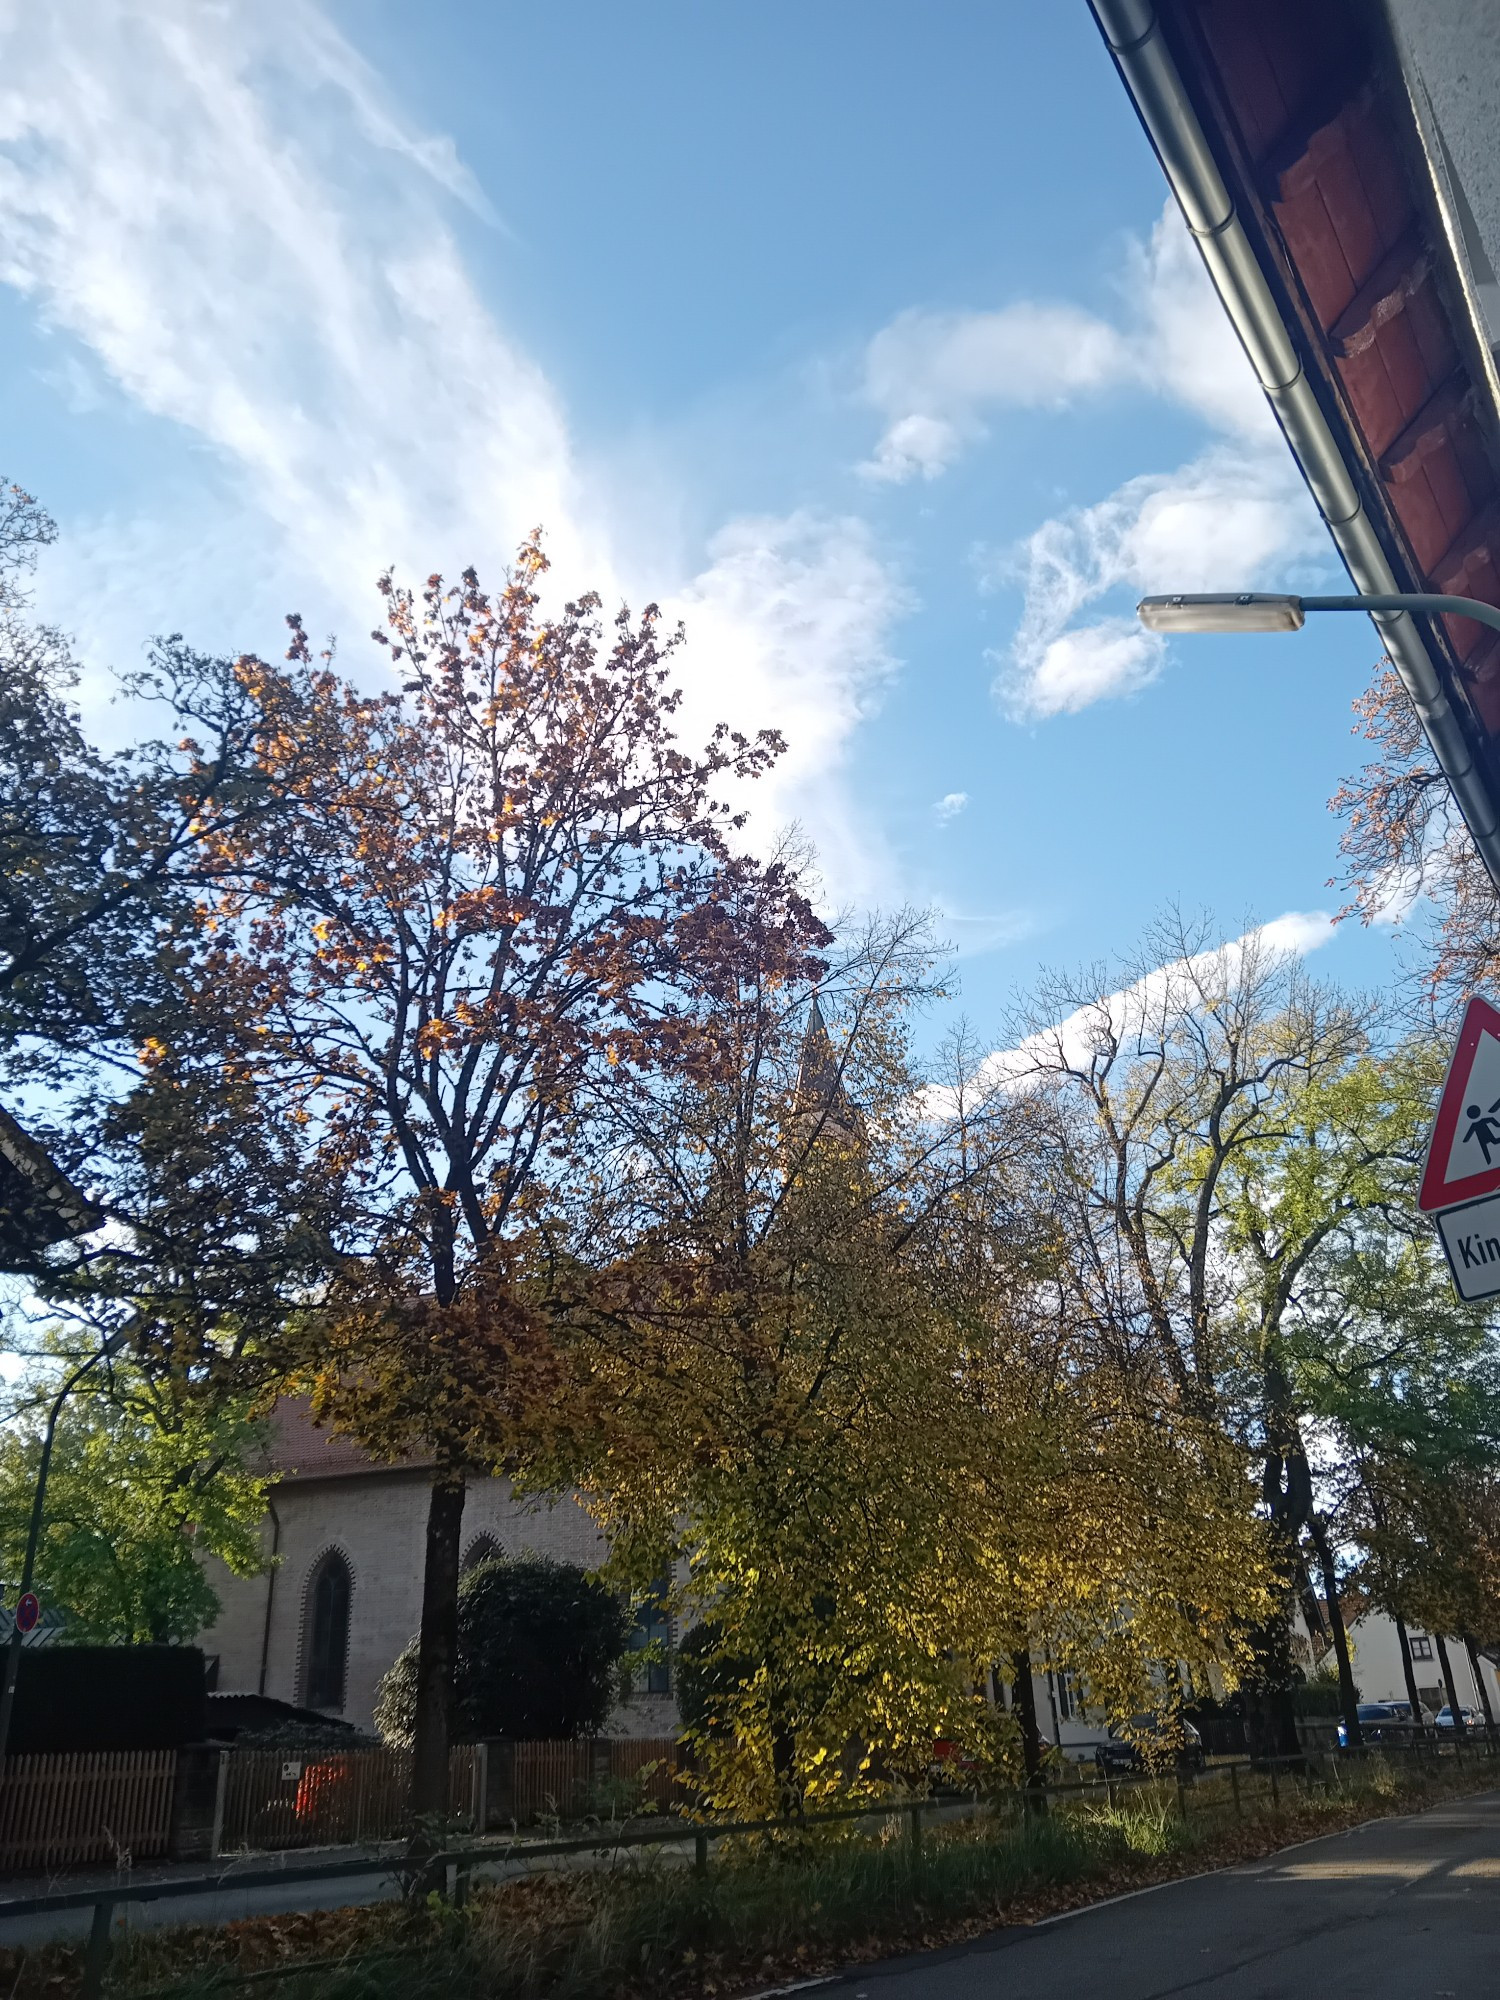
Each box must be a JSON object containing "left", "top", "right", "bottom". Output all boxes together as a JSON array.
[
  {"left": 269, "top": 1397, "right": 432, "bottom": 1482},
  {"left": 1173, "top": 0, "right": 1500, "bottom": 739}
]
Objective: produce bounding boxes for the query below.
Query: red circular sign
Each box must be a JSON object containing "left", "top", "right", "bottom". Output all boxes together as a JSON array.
[{"left": 15, "top": 1592, "right": 39, "bottom": 1634}]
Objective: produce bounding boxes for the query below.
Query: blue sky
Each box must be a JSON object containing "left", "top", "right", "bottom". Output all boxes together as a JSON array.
[{"left": 0, "top": 0, "right": 1410, "bottom": 1044}]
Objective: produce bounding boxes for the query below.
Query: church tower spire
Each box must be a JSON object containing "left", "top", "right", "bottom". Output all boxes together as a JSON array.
[{"left": 792, "top": 992, "right": 861, "bottom": 1149}]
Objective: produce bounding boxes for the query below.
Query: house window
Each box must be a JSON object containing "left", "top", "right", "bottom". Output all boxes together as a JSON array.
[
  {"left": 1410, "top": 1635, "right": 1434, "bottom": 1662},
  {"left": 628, "top": 1576, "right": 672, "bottom": 1695},
  {"left": 1051, "top": 1667, "right": 1073, "bottom": 1722},
  {"left": 462, "top": 1534, "right": 503, "bottom": 1573},
  {"left": 304, "top": 1552, "right": 352, "bottom": 1711}
]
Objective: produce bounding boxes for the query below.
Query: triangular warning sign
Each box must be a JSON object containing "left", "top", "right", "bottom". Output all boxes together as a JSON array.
[{"left": 1418, "top": 996, "right": 1500, "bottom": 1211}]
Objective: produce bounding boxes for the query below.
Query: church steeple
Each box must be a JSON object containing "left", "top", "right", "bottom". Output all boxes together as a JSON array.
[{"left": 792, "top": 993, "right": 861, "bottom": 1148}]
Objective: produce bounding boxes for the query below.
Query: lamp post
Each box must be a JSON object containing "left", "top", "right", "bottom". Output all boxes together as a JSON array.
[
  {"left": 0, "top": 1330, "right": 129, "bottom": 1765},
  {"left": 1137, "top": 591, "right": 1500, "bottom": 639},
  {"left": 1138, "top": 591, "right": 1500, "bottom": 877}
]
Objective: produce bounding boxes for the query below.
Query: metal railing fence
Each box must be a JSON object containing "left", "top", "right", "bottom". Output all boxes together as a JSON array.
[{"left": 3, "top": 1731, "right": 1495, "bottom": 2000}]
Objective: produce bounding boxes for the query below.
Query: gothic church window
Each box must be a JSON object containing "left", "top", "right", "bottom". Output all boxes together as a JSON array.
[
  {"left": 304, "top": 1550, "right": 352, "bottom": 1711},
  {"left": 628, "top": 1574, "right": 672, "bottom": 1695}
]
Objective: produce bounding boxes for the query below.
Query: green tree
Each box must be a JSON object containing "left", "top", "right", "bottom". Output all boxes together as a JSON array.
[
  {"left": 568, "top": 919, "right": 1273, "bottom": 1816},
  {"left": 0, "top": 1348, "right": 268, "bottom": 1643},
  {"left": 1015, "top": 915, "right": 1451, "bottom": 1759},
  {"left": 0, "top": 481, "right": 279, "bottom": 1133}
]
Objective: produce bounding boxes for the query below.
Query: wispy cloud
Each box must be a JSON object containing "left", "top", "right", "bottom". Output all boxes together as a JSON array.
[
  {"left": 858, "top": 303, "right": 1132, "bottom": 482},
  {"left": 978, "top": 909, "right": 1335, "bottom": 1094},
  {"left": 932, "top": 790, "right": 969, "bottom": 823},
  {"left": 996, "top": 444, "right": 1316, "bottom": 719},
  {"left": 992, "top": 213, "right": 1325, "bottom": 719},
  {"left": 0, "top": 0, "right": 906, "bottom": 896},
  {"left": 859, "top": 208, "right": 1272, "bottom": 488},
  {"left": 858, "top": 207, "right": 1326, "bottom": 720}
]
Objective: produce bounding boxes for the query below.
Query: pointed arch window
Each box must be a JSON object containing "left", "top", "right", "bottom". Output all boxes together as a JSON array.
[
  {"left": 304, "top": 1551, "right": 352, "bottom": 1711},
  {"left": 462, "top": 1534, "right": 503, "bottom": 1574},
  {"left": 628, "top": 1574, "right": 673, "bottom": 1695}
]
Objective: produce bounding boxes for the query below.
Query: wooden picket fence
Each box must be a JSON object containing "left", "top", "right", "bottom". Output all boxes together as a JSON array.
[
  {"left": 0, "top": 1750, "right": 177, "bottom": 1871},
  {"left": 218, "top": 1743, "right": 483, "bottom": 1853},
  {"left": 507, "top": 1736, "right": 681, "bottom": 1822}
]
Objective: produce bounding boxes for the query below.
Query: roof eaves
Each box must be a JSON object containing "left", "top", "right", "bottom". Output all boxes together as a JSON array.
[{"left": 1090, "top": 0, "right": 1500, "bottom": 888}]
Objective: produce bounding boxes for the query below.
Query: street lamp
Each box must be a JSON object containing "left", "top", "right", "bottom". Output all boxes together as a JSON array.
[
  {"left": 1138, "top": 590, "right": 1500, "bottom": 638},
  {"left": 0, "top": 1328, "right": 131, "bottom": 1764}
]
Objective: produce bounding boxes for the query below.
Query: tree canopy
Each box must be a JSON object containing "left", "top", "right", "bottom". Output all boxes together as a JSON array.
[{"left": 7, "top": 486, "right": 1500, "bottom": 1829}]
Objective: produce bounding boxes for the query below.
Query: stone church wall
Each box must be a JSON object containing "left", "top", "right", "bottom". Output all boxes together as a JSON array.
[{"left": 198, "top": 1471, "right": 679, "bottom": 1738}]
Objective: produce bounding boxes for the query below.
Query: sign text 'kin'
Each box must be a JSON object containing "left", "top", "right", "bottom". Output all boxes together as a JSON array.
[{"left": 1436, "top": 1193, "right": 1500, "bottom": 1302}]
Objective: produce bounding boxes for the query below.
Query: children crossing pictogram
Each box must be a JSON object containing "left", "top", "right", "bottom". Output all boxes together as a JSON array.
[{"left": 1419, "top": 995, "right": 1500, "bottom": 1212}]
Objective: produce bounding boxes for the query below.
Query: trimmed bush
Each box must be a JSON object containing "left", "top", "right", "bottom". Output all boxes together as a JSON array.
[{"left": 376, "top": 1557, "right": 629, "bottom": 1744}]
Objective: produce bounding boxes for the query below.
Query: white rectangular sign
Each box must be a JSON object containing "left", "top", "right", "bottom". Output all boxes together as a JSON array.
[{"left": 1436, "top": 1193, "right": 1500, "bottom": 1301}]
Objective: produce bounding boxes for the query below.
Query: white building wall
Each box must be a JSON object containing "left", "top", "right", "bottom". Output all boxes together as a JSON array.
[{"left": 1345, "top": 1611, "right": 1500, "bottom": 1716}]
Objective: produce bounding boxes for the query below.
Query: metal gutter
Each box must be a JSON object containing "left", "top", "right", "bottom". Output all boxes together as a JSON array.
[{"left": 1089, "top": 0, "right": 1500, "bottom": 888}]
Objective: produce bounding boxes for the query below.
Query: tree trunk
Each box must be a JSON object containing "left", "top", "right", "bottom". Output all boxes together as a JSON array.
[
  {"left": 1243, "top": 1519, "right": 1303, "bottom": 1769},
  {"left": 1254, "top": 1369, "right": 1311, "bottom": 1770},
  {"left": 768, "top": 1672, "right": 801, "bottom": 1821},
  {"left": 409, "top": 1470, "right": 466, "bottom": 1825},
  {"left": 1308, "top": 1517, "right": 1361, "bottom": 1750},
  {"left": 1011, "top": 1645, "right": 1047, "bottom": 1812},
  {"left": 1434, "top": 1632, "right": 1467, "bottom": 1738},
  {"left": 1296, "top": 1556, "right": 1327, "bottom": 1654},
  {"left": 1394, "top": 1614, "right": 1426, "bottom": 1736},
  {"left": 1465, "top": 1637, "right": 1496, "bottom": 1734}
]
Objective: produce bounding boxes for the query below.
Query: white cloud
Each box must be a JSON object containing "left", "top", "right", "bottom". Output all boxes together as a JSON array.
[
  {"left": 1121, "top": 210, "right": 1273, "bottom": 443},
  {"left": 979, "top": 909, "right": 1335, "bottom": 1095},
  {"left": 933, "top": 791, "right": 969, "bottom": 823},
  {"left": 859, "top": 303, "right": 1131, "bottom": 481},
  {"left": 1255, "top": 910, "right": 1335, "bottom": 957},
  {"left": 859, "top": 207, "right": 1275, "bottom": 489},
  {"left": 670, "top": 513, "right": 908, "bottom": 896},
  {"left": 856, "top": 204, "right": 1328, "bottom": 722},
  {"left": 997, "top": 445, "right": 1318, "bottom": 719},
  {"left": 0, "top": 0, "right": 906, "bottom": 895}
]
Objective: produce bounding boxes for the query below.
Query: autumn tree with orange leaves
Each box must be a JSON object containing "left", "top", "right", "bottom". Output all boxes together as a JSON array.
[{"left": 197, "top": 538, "right": 827, "bottom": 1817}]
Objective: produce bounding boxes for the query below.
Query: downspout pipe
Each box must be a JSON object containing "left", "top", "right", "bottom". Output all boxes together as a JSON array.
[
  {"left": 1089, "top": 0, "right": 1500, "bottom": 890},
  {"left": 257, "top": 1492, "right": 281, "bottom": 1699}
]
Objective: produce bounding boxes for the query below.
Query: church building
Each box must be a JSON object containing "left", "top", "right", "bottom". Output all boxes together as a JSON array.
[{"left": 199, "top": 1400, "right": 679, "bottom": 1738}]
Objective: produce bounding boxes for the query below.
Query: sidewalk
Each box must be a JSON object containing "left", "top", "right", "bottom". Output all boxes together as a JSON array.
[{"left": 0, "top": 1819, "right": 698, "bottom": 1949}]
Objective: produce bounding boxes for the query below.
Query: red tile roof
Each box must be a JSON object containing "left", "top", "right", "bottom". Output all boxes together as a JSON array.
[
  {"left": 1167, "top": 0, "right": 1500, "bottom": 748},
  {"left": 268, "top": 1398, "right": 431, "bottom": 1482}
]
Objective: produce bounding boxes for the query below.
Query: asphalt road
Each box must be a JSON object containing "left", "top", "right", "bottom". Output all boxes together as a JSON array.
[{"left": 842, "top": 1791, "right": 1500, "bottom": 1999}]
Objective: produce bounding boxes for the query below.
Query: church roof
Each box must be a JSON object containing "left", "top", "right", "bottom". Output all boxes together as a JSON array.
[
  {"left": 794, "top": 994, "right": 850, "bottom": 1118},
  {"left": 268, "top": 1398, "right": 431, "bottom": 1482}
]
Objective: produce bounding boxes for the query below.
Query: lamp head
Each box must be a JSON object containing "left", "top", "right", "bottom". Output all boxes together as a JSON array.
[{"left": 1137, "top": 592, "right": 1305, "bottom": 633}]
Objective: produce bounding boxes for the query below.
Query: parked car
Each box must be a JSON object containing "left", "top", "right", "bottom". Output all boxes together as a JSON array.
[
  {"left": 1096, "top": 1714, "right": 1205, "bottom": 1774},
  {"left": 1337, "top": 1700, "right": 1436, "bottom": 1747},
  {"left": 1435, "top": 1705, "right": 1479, "bottom": 1731},
  {"left": 1378, "top": 1699, "right": 1436, "bottom": 1726}
]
